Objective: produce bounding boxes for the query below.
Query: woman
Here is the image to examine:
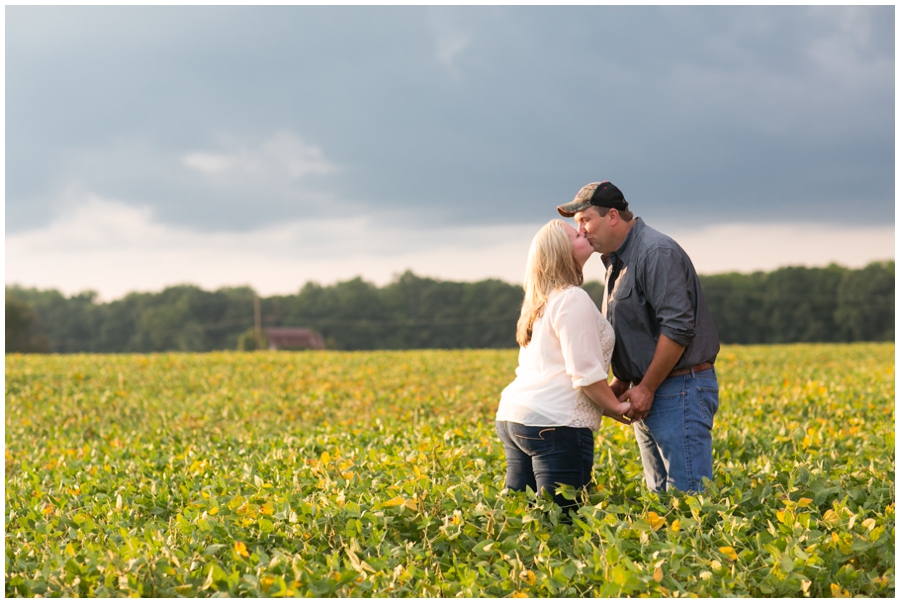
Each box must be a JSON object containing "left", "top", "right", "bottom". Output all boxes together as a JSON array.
[{"left": 495, "top": 220, "right": 630, "bottom": 510}]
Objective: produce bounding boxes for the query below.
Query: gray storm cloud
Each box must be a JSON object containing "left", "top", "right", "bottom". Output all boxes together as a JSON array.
[{"left": 6, "top": 5, "right": 894, "bottom": 236}]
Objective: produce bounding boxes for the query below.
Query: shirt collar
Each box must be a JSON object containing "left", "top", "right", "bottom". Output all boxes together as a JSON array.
[{"left": 608, "top": 217, "right": 643, "bottom": 264}]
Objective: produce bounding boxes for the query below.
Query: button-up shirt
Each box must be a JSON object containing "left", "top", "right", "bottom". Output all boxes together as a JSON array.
[{"left": 602, "top": 218, "right": 719, "bottom": 384}]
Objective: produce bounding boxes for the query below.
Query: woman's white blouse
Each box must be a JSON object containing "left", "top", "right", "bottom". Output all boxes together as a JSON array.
[{"left": 496, "top": 286, "right": 615, "bottom": 431}]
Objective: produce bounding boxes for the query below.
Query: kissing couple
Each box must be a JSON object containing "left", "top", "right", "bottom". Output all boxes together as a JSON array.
[{"left": 495, "top": 181, "right": 721, "bottom": 510}]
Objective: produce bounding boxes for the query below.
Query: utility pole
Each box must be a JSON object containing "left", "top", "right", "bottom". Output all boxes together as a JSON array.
[{"left": 253, "top": 293, "right": 264, "bottom": 350}]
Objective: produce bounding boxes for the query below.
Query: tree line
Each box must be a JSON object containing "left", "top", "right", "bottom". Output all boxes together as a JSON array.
[{"left": 6, "top": 261, "right": 893, "bottom": 354}]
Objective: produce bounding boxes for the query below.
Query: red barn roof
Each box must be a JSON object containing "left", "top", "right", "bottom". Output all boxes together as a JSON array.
[{"left": 264, "top": 327, "right": 325, "bottom": 351}]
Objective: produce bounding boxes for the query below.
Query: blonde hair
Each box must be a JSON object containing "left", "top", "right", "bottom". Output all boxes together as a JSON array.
[{"left": 516, "top": 220, "right": 584, "bottom": 347}]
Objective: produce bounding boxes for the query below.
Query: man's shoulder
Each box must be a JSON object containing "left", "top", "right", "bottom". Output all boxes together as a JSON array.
[
  {"left": 630, "top": 220, "right": 684, "bottom": 258},
  {"left": 633, "top": 220, "right": 678, "bottom": 247}
]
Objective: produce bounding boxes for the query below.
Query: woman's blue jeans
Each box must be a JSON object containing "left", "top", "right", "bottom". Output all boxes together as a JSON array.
[
  {"left": 495, "top": 420, "right": 594, "bottom": 509},
  {"left": 633, "top": 367, "right": 719, "bottom": 493}
]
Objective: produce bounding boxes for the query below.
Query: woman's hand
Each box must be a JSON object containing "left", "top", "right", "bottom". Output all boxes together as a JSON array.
[
  {"left": 581, "top": 379, "right": 632, "bottom": 419},
  {"left": 603, "top": 409, "right": 632, "bottom": 425}
]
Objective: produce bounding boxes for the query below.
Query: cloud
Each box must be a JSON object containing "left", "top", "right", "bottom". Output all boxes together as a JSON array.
[
  {"left": 435, "top": 32, "right": 470, "bottom": 70},
  {"left": 183, "top": 132, "right": 338, "bottom": 180},
  {"left": 6, "top": 131, "right": 342, "bottom": 234},
  {"left": 668, "top": 222, "right": 895, "bottom": 275},
  {"left": 5, "top": 196, "right": 538, "bottom": 300},
  {"left": 6, "top": 195, "right": 893, "bottom": 301},
  {"left": 427, "top": 7, "right": 477, "bottom": 74},
  {"left": 5, "top": 6, "right": 893, "bottom": 242}
]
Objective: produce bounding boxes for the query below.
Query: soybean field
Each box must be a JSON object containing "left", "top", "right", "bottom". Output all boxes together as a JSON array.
[{"left": 4, "top": 343, "right": 895, "bottom": 597}]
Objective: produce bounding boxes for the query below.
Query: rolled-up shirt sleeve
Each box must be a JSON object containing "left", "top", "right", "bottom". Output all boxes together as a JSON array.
[
  {"left": 551, "top": 288, "right": 609, "bottom": 389},
  {"left": 642, "top": 248, "right": 696, "bottom": 347}
]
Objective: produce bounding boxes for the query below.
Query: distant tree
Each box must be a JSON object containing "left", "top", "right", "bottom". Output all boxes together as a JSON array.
[
  {"left": 835, "top": 261, "right": 894, "bottom": 341},
  {"left": 700, "top": 272, "right": 769, "bottom": 344},
  {"left": 759, "top": 265, "right": 845, "bottom": 343},
  {"left": 6, "top": 286, "right": 97, "bottom": 352},
  {"left": 236, "top": 328, "right": 268, "bottom": 351},
  {"left": 5, "top": 294, "right": 49, "bottom": 353},
  {"left": 582, "top": 280, "right": 605, "bottom": 309},
  {"left": 6, "top": 262, "right": 894, "bottom": 352}
]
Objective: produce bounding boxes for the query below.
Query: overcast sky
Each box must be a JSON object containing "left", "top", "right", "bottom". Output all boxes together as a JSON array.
[{"left": 5, "top": 5, "right": 895, "bottom": 299}]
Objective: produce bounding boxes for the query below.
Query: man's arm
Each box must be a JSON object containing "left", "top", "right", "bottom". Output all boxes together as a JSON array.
[{"left": 619, "top": 334, "right": 685, "bottom": 422}]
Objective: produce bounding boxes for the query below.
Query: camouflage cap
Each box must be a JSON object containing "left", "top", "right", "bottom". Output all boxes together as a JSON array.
[{"left": 557, "top": 181, "right": 628, "bottom": 217}]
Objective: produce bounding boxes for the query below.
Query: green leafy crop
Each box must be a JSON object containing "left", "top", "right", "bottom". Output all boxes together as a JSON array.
[{"left": 5, "top": 343, "right": 894, "bottom": 597}]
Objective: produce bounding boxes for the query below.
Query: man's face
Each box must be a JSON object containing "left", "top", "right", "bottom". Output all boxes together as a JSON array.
[{"left": 573, "top": 206, "right": 612, "bottom": 253}]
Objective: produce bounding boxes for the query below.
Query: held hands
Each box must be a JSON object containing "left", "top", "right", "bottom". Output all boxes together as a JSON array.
[
  {"left": 581, "top": 379, "right": 632, "bottom": 424},
  {"left": 601, "top": 377, "right": 633, "bottom": 424},
  {"left": 619, "top": 383, "right": 655, "bottom": 423},
  {"left": 603, "top": 407, "right": 633, "bottom": 426}
]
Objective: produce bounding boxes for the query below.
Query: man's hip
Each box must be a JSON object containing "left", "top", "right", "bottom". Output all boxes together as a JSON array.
[{"left": 632, "top": 368, "right": 719, "bottom": 492}]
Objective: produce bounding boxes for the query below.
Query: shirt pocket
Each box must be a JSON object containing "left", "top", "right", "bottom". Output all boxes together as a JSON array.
[
  {"left": 610, "top": 272, "right": 638, "bottom": 328},
  {"left": 611, "top": 272, "right": 656, "bottom": 340}
]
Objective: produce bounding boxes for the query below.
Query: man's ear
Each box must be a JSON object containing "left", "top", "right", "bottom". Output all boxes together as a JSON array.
[{"left": 607, "top": 209, "right": 620, "bottom": 227}]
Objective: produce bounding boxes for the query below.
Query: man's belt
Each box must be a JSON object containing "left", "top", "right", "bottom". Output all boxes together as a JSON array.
[
  {"left": 666, "top": 361, "right": 715, "bottom": 379},
  {"left": 631, "top": 362, "right": 715, "bottom": 386}
]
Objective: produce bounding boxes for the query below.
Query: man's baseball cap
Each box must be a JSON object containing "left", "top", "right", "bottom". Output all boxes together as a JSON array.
[{"left": 557, "top": 181, "right": 628, "bottom": 217}]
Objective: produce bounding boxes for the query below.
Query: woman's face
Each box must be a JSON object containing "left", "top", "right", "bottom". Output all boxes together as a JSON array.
[{"left": 564, "top": 223, "right": 594, "bottom": 268}]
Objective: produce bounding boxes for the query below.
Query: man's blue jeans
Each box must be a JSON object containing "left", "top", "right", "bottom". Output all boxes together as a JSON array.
[
  {"left": 495, "top": 421, "right": 594, "bottom": 509},
  {"left": 633, "top": 367, "right": 719, "bottom": 493}
]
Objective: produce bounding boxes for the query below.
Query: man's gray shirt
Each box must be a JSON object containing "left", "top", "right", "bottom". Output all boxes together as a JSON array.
[{"left": 601, "top": 218, "right": 720, "bottom": 384}]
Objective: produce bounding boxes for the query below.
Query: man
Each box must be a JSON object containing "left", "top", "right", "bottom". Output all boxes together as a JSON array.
[{"left": 557, "top": 181, "right": 720, "bottom": 493}]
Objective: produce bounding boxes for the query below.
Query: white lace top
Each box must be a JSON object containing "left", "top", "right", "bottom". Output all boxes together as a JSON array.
[{"left": 496, "top": 286, "right": 616, "bottom": 432}]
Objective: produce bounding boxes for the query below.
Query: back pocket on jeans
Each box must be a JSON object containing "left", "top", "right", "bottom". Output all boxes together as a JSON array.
[{"left": 512, "top": 426, "right": 556, "bottom": 453}]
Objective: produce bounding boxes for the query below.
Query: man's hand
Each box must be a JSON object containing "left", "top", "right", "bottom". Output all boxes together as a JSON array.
[
  {"left": 619, "top": 383, "right": 655, "bottom": 422},
  {"left": 621, "top": 334, "right": 686, "bottom": 423}
]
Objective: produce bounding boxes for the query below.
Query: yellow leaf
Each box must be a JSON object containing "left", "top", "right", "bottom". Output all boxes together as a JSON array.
[
  {"left": 403, "top": 499, "right": 418, "bottom": 511},
  {"left": 824, "top": 510, "right": 838, "bottom": 523},
  {"left": 320, "top": 451, "right": 331, "bottom": 465},
  {"left": 830, "top": 583, "right": 850, "bottom": 598},
  {"left": 718, "top": 546, "right": 738, "bottom": 562},
  {"left": 670, "top": 519, "right": 681, "bottom": 533},
  {"left": 521, "top": 570, "right": 536, "bottom": 585},
  {"left": 862, "top": 518, "right": 876, "bottom": 531},
  {"left": 383, "top": 496, "right": 405, "bottom": 507},
  {"left": 260, "top": 502, "right": 274, "bottom": 516},
  {"left": 653, "top": 566, "right": 664, "bottom": 582},
  {"left": 234, "top": 541, "right": 249, "bottom": 558},
  {"left": 41, "top": 504, "right": 54, "bottom": 516},
  {"left": 260, "top": 575, "right": 275, "bottom": 593},
  {"left": 797, "top": 497, "right": 813, "bottom": 508},
  {"left": 208, "top": 506, "right": 219, "bottom": 516},
  {"left": 647, "top": 511, "right": 667, "bottom": 531},
  {"left": 512, "top": 592, "right": 529, "bottom": 598},
  {"left": 65, "top": 543, "right": 76, "bottom": 557}
]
